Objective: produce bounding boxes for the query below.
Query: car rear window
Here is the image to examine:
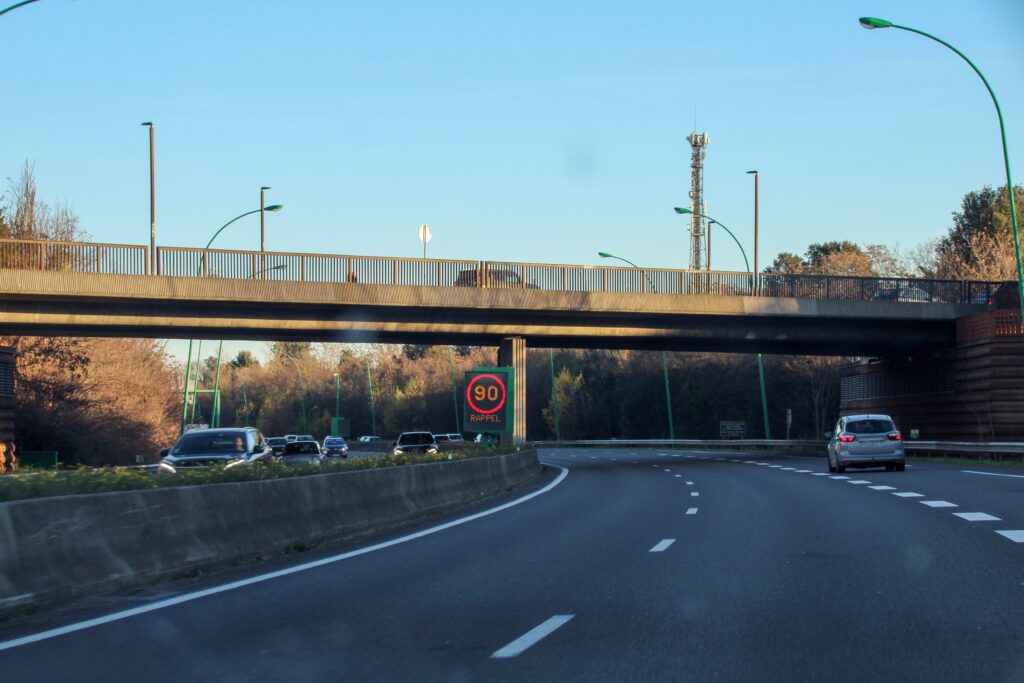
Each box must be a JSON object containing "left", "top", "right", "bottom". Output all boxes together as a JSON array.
[
  {"left": 285, "top": 442, "right": 319, "bottom": 455},
  {"left": 325, "top": 438, "right": 346, "bottom": 445},
  {"left": 399, "top": 432, "right": 434, "bottom": 445},
  {"left": 172, "top": 431, "right": 248, "bottom": 455},
  {"left": 845, "top": 419, "right": 895, "bottom": 434}
]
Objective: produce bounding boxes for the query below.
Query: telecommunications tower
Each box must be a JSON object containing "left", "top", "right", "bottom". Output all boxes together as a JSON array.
[{"left": 687, "top": 132, "right": 710, "bottom": 270}]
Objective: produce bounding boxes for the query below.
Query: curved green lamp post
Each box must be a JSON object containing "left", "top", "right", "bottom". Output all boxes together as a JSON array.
[
  {"left": 674, "top": 207, "right": 772, "bottom": 440},
  {"left": 0, "top": 0, "right": 40, "bottom": 17},
  {"left": 598, "top": 251, "right": 676, "bottom": 440},
  {"left": 178, "top": 205, "right": 283, "bottom": 434},
  {"left": 859, "top": 16, "right": 1022, "bottom": 321}
]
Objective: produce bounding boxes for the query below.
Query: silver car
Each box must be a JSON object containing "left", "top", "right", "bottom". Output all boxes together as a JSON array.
[
  {"left": 279, "top": 439, "right": 323, "bottom": 466},
  {"left": 826, "top": 414, "right": 905, "bottom": 473}
]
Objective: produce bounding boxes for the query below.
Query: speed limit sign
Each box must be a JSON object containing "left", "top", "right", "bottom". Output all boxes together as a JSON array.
[{"left": 464, "top": 367, "right": 514, "bottom": 433}]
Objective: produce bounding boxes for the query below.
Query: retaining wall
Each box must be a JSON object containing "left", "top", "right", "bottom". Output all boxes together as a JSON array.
[{"left": 0, "top": 450, "right": 541, "bottom": 616}]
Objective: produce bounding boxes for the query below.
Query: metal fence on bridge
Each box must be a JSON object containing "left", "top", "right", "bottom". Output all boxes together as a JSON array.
[{"left": 0, "top": 237, "right": 1005, "bottom": 304}]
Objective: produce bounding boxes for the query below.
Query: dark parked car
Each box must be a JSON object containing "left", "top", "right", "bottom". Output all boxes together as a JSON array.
[
  {"left": 454, "top": 268, "right": 539, "bottom": 289},
  {"left": 266, "top": 436, "right": 288, "bottom": 456},
  {"left": 392, "top": 431, "right": 439, "bottom": 455},
  {"left": 159, "top": 427, "right": 273, "bottom": 473},
  {"left": 872, "top": 287, "right": 933, "bottom": 303},
  {"left": 280, "top": 440, "right": 323, "bottom": 466},
  {"left": 322, "top": 436, "right": 349, "bottom": 459}
]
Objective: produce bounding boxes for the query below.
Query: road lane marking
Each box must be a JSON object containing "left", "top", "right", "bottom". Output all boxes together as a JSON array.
[
  {"left": 674, "top": 474, "right": 682, "bottom": 478},
  {"left": 847, "top": 480, "right": 871, "bottom": 484},
  {"left": 795, "top": 469, "right": 813, "bottom": 473},
  {"left": 961, "top": 470, "right": 1024, "bottom": 479},
  {"left": 491, "top": 615, "right": 574, "bottom": 658},
  {"left": 829, "top": 476, "right": 850, "bottom": 480},
  {"left": 811, "top": 473, "right": 830, "bottom": 476},
  {"left": 953, "top": 512, "right": 1001, "bottom": 522},
  {"left": 649, "top": 539, "right": 676, "bottom": 552},
  {"left": 0, "top": 466, "right": 572, "bottom": 653},
  {"left": 686, "top": 481, "right": 693, "bottom": 485},
  {"left": 769, "top": 465, "right": 784, "bottom": 468},
  {"left": 869, "top": 485, "right": 896, "bottom": 490},
  {"left": 691, "top": 492, "right": 699, "bottom": 497},
  {"left": 780, "top": 467, "right": 795, "bottom": 471},
  {"left": 920, "top": 501, "right": 958, "bottom": 508},
  {"left": 892, "top": 492, "right": 925, "bottom": 498},
  {"left": 664, "top": 469, "right": 671, "bottom": 472},
  {"left": 686, "top": 507, "right": 698, "bottom": 515},
  {"left": 995, "top": 530, "right": 1024, "bottom": 542}
]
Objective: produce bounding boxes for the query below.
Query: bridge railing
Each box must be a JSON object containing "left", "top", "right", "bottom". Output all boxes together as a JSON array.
[
  {"left": 0, "top": 238, "right": 1006, "bottom": 303},
  {"left": 0, "top": 238, "right": 148, "bottom": 275}
]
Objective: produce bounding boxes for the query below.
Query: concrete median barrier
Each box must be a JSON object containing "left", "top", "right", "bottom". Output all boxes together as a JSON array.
[{"left": 0, "top": 450, "right": 542, "bottom": 617}]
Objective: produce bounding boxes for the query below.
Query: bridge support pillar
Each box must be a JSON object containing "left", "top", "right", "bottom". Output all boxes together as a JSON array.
[{"left": 498, "top": 336, "right": 527, "bottom": 446}]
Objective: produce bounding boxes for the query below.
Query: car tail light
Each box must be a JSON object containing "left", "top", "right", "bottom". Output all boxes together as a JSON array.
[
  {"left": 887, "top": 431, "right": 902, "bottom": 441},
  {"left": 838, "top": 433, "right": 856, "bottom": 443}
]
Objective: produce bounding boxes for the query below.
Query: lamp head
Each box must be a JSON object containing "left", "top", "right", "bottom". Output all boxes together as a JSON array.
[
  {"left": 140, "top": 121, "right": 153, "bottom": 127},
  {"left": 746, "top": 170, "right": 758, "bottom": 175},
  {"left": 264, "top": 204, "right": 283, "bottom": 212},
  {"left": 598, "top": 252, "right": 612, "bottom": 258},
  {"left": 261, "top": 186, "right": 271, "bottom": 191},
  {"left": 859, "top": 16, "right": 893, "bottom": 29},
  {"left": 674, "top": 207, "right": 692, "bottom": 215}
]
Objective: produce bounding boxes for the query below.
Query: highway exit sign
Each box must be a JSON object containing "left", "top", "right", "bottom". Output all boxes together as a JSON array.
[{"left": 464, "top": 367, "right": 514, "bottom": 433}]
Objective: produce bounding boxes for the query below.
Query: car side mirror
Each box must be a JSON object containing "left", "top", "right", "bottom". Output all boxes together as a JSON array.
[
  {"left": 824, "top": 431, "right": 833, "bottom": 439},
  {"left": 159, "top": 447, "right": 171, "bottom": 458}
]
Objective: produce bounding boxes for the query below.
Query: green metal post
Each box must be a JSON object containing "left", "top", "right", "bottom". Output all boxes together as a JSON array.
[
  {"left": 598, "top": 251, "right": 675, "bottom": 439},
  {"left": 335, "top": 373, "right": 341, "bottom": 418},
  {"left": 179, "top": 339, "right": 194, "bottom": 435},
  {"left": 211, "top": 340, "right": 224, "bottom": 427},
  {"left": 189, "top": 340, "right": 203, "bottom": 424},
  {"left": 448, "top": 346, "right": 460, "bottom": 433},
  {"left": 366, "top": 356, "right": 377, "bottom": 436},
  {"left": 757, "top": 354, "right": 771, "bottom": 439},
  {"left": 858, "top": 17, "right": 1022, "bottom": 322},
  {"left": 549, "top": 349, "right": 561, "bottom": 441},
  {"left": 0, "top": 1, "right": 41, "bottom": 18}
]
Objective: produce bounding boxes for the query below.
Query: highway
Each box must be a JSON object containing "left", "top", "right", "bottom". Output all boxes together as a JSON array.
[{"left": 1, "top": 448, "right": 1023, "bottom": 681}]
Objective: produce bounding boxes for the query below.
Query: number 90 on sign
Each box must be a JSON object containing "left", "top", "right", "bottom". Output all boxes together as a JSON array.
[{"left": 465, "top": 374, "right": 507, "bottom": 415}]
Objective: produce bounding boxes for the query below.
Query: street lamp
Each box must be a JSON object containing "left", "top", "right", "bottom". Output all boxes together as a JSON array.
[
  {"left": 334, "top": 372, "right": 341, "bottom": 420},
  {"left": 0, "top": 0, "right": 40, "bottom": 17},
  {"left": 598, "top": 251, "right": 676, "bottom": 440},
  {"left": 260, "top": 186, "right": 271, "bottom": 279},
  {"left": 178, "top": 205, "right": 285, "bottom": 434},
  {"left": 141, "top": 122, "right": 155, "bottom": 274},
  {"left": 858, "top": 16, "right": 1023, "bottom": 321},
  {"left": 746, "top": 170, "right": 759, "bottom": 288},
  {"left": 673, "top": 208, "right": 773, "bottom": 440}
]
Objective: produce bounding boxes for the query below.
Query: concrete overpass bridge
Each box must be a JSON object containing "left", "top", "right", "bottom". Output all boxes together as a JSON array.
[{"left": 0, "top": 238, "right": 1014, "bottom": 442}]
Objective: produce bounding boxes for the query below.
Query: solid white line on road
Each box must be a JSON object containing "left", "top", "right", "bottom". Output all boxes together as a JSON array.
[
  {"left": 650, "top": 539, "right": 676, "bottom": 552},
  {"left": 869, "top": 485, "right": 897, "bottom": 490},
  {"left": 961, "top": 470, "right": 1024, "bottom": 479},
  {"left": 686, "top": 507, "right": 698, "bottom": 515},
  {"left": 920, "top": 501, "right": 958, "bottom": 508},
  {"left": 830, "top": 476, "right": 850, "bottom": 480},
  {"left": 954, "top": 512, "right": 1001, "bottom": 522},
  {"left": 491, "top": 615, "right": 574, "bottom": 659},
  {"left": 892, "top": 492, "right": 925, "bottom": 498},
  {"left": 0, "top": 467, "right": 573, "bottom": 654},
  {"left": 847, "top": 480, "right": 871, "bottom": 484},
  {"left": 995, "top": 530, "right": 1024, "bottom": 543},
  {"left": 691, "top": 492, "right": 700, "bottom": 497}
]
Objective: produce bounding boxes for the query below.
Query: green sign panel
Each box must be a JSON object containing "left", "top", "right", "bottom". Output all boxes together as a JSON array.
[{"left": 463, "top": 366, "right": 514, "bottom": 434}]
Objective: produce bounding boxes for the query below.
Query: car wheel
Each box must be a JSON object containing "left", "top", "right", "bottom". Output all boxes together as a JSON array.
[
  {"left": 896, "top": 463, "right": 905, "bottom": 472},
  {"left": 827, "top": 453, "right": 835, "bottom": 473}
]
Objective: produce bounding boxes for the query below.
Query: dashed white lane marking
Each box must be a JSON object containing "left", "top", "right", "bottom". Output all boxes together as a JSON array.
[
  {"left": 769, "top": 465, "right": 784, "bottom": 469},
  {"left": 961, "top": 470, "right": 1024, "bottom": 479},
  {"left": 671, "top": 454, "right": 681, "bottom": 458},
  {"left": 664, "top": 469, "right": 672, "bottom": 472},
  {"left": 691, "top": 492, "right": 700, "bottom": 497},
  {"left": 847, "top": 480, "right": 871, "bottom": 484},
  {"left": 780, "top": 467, "right": 796, "bottom": 471},
  {"left": 491, "top": 615, "right": 575, "bottom": 658},
  {"left": 892, "top": 492, "right": 925, "bottom": 498},
  {"left": 869, "top": 485, "right": 897, "bottom": 490},
  {"left": 920, "top": 501, "right": 958, "bottom": 508},
  {"left": 795, "top": 469, "right": 813, "bottom": 473},
  {"left": 686, "top": 481, "right": 693, "bottom": 485},
  {"left": 811, "top": 473, "right": 831, "bottom": 476},
  {"left": 685, "top": 455, "right": 695, "bottom": 458},
  {"left": 674, "top": 474, "right": 683, "bottom": 478},
  {"left": 829, "top": 476, "right": 850, "bottom": 480},
  {"left": 1, "top": 465, "right": 573, "bottom": 653},
  {"left": 953, "top": 512, "right": 1001, "bottom": 522},
  {"left": 995, "top": 530, "right": 1024, "bottom": 542},
  {"left": 649, "top": 539, "right": 676, "bottom": 552},
  {"left": 686, "top": 507, "right": 698, "bottom": 515}
]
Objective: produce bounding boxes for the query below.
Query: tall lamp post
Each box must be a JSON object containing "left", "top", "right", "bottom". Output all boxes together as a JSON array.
[
  {"left": 597, "top": 251, "right": 676, "bottom": 440},
  {"left": 260, "top": 186, "right": 271, "bottom": 278},
  {"left": 141, "top": 122, "right": 156, "bottom": 274},
  {"left": 746, "top": 170, "right": 759, "bottom": 290},
  {"left": 334, "top": 372, "right": 341, "bottom": 418},
  {"left": 178, "top": 205, "right": 284, "bottom": 434},
  {"left": 674, "top": 207, "right": 773, "bottom": 439},
  {"left": 859, "top": 16, "right": 1022, "bottom": 321},
  {"left": 0, "top": 1, "right": 40, "bottom": 17}
]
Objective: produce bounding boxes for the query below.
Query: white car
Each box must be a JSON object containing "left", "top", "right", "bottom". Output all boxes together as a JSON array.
[{"left": 826, "top": 414, "right": 905, "bottom": 473}]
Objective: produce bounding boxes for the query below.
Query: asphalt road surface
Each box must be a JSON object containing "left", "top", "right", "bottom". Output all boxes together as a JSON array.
[{"left": 2, "top": 448, "right": 1023, "bottom": 681}]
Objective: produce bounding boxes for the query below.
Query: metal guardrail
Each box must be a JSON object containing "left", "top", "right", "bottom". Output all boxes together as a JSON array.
[{"left": 0, "top": 237, "right": 1005, "bottom": 304}]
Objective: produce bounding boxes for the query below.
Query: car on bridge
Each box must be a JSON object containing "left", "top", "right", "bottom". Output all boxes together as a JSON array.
[
  {"left": 454, "top": 267, "right": 539, "bottom": 289},
  {"left": 826, "top": 414, "right": 904, "bottom": 473},
  {"left": 158, "top": 427, "right": 274, "bottom": 474},
  {"left": 872, "top": 286, "right": 934, "bottom": 303}
]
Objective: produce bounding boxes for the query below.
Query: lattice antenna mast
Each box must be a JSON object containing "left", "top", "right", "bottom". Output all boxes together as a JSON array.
[{"left": 687, "top": 132, "right": 710, "bottom": 270}]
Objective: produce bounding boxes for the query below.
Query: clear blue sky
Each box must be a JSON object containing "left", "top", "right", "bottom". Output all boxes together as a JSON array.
[{"left": 3, "top": 0, "right": 1022, "bottom": 360}]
